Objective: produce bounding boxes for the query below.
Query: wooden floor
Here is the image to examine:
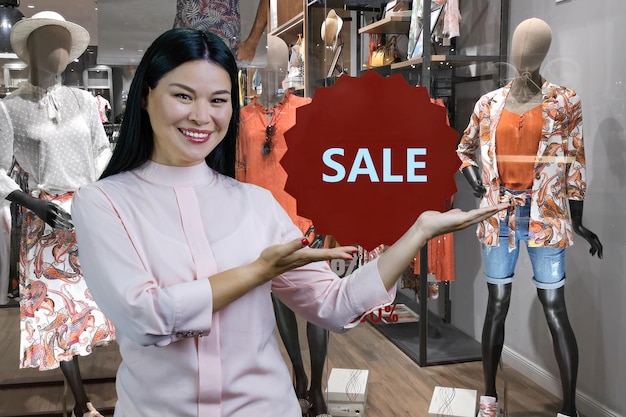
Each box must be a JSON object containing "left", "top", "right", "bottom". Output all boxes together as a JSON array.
[{"left": 0, "top": 303, "right": 570, "bottom": 417}]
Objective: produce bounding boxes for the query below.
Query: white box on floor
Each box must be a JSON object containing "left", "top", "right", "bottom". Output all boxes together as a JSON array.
[
  {"left": 326, "top": 368, "right": 369, "bottom": 417},
  {"left": 428, "top": 386, "right": 477, "bottom": 417}
]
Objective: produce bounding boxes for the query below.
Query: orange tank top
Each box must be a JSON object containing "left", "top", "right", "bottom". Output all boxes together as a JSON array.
[{"left": 495, "top": 106, "right": 543, "bottom": 190}]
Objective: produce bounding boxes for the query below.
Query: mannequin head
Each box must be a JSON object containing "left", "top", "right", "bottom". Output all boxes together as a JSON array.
[
  {"left": 27, "top": 25, "right": 72, "bottom": 76},
  {"left": 510, "top": 18, "right": 552, "bottom": 74},
  {"left": 263, "top": 35, "right": 289, "bottom": 105},
  {"left": 10, "top": 11, "right": 90, "bottom": 87}
]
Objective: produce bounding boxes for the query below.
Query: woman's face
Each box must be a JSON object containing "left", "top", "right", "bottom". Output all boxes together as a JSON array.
[{"left": 145, "top": 59, "right": 233, "bottom": 167}]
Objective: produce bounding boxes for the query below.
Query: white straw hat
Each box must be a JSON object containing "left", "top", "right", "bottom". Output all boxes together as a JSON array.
[
  {"left": 10, "top": 11, "right": 90, "bottom": 64},
  {"left": 321, "top": 9, "right": 343, "bottom": 51}
]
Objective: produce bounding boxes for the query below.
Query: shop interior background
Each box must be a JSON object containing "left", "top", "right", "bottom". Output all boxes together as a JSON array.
[{"left": 0, "top": 0, "right": 624, "bottom": 416}]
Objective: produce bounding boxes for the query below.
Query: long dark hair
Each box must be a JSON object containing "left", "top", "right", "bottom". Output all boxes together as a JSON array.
[{"left": 100, "top": 28, "right": 240, "bottom": 179}]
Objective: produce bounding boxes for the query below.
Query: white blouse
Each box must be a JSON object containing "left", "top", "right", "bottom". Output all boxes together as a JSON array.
[{"left": 0, "top": 82, "right": 112, "bottom": 204}]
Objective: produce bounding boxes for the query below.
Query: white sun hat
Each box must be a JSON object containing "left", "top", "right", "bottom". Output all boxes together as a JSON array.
[
  {"left": 10, "top": 11, "right": 90, "bottom": 64},
  {"left": 321, "top": 9, "right": 343, "bottom": 51}
]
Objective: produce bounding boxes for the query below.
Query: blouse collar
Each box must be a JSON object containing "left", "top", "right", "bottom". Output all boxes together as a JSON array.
[
  {"left": 134, "top": 160, "right": 217, "bottom": 187},
  {"left": 18, "top": 81, "right": 64, "bottom": 122}
]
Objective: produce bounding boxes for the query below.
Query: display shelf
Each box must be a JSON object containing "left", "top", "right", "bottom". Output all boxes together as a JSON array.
[
  {"left": 358, "top": 14, "right": 411, "bottom": 34},
  {"left": 269, "top": 11, "right": 304, "bottom": 45},
  {"left": 355, "top": 0, "right": 511, "bottom": 367},
  {"left": 391, "top": 54, "right": 502, "bottom": 70}
]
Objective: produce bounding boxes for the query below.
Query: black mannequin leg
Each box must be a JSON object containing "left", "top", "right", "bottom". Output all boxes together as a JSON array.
[
  {"left": 271, "top": 295, "right": 309, "bottom": 403},
  {"left": 537, "top": 286, "right": 578, "bottom": 417},
  {"left": 482, "top": 283, "right": 512, "bottom": 399},
  {"left": 306, "top": 322, "right": 329, "bottom": 416},
  {"left": 59, "top": 356, "right": 90, "bottom": 416}
]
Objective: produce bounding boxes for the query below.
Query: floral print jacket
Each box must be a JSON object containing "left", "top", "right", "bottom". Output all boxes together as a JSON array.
[
  {"left": 456, "top": 81, "right": 586, "bottom": 248},
  {"left": 174, "top": 0, "right": 240, "bottom": 51}
]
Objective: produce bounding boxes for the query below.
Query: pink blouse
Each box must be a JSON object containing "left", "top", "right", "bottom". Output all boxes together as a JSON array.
[{"left": 72, "top": 161, "right": 394, "bottom": 417}]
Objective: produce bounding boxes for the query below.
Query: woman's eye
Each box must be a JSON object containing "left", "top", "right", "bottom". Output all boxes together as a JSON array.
[{"left": 176, "top": 93, "right": 192, "bottom": 100}]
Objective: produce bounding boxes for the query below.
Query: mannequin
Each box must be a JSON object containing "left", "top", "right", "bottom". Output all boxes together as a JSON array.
[
  {"left": 0, "top": 12, "right": 115, "bottom": 417},
  {"left": 457, "top": 18, "right": 602, "bottom": 417},
  {"left": 235, "top": 36, "right": 332, "bottom": 417}
]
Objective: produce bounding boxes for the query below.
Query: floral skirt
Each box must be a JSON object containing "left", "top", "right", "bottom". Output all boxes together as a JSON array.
[{"left": 18, "top": 191, "right": 115, "bottom": 371}]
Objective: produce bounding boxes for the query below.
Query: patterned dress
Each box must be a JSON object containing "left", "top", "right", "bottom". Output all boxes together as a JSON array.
[
  {"left": 173, "top": 0, "right": 241, "bottom": 51},
  {"left": 0, "top": 82, "right": 115, "bottom": 370}
]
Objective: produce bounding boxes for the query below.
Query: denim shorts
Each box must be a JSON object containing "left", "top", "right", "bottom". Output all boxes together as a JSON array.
[{"left": 482, "top": 190, "right": 566, "bottom": 289}]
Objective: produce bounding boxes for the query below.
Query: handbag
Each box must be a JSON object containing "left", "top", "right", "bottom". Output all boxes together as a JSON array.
[{"left": 370, "top": 35, "right": 400, "bottom": 67}]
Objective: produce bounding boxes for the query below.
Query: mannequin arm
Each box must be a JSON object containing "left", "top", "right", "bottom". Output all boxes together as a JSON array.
[
  {"left": 236, "top": 0, "right": 269, "bottom": 61},
  {"left": 569, "top": 199, "right": 602, "bottom": 258},
  {"left": 7, "top": 190, "right": 73, "bottom": 230},
  {"left": 461, "top": 166, "right": 486, "bottom": 198}
]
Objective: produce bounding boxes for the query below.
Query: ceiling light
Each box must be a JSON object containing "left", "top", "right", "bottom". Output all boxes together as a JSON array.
[{"left": 0, "top": 0, "right": 25, "bottom": 55}]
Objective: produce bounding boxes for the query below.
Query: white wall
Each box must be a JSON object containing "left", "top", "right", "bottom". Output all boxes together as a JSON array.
[{"left": 452, "top": 1, "right": 626, "bottom": 416}]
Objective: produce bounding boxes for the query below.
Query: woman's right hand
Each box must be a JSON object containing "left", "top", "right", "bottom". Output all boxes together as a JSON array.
[
  {"left": 210, "top": 238, "right": 357, "bottom": 311},
  {"left": 251, "top": 238, "right": 357, "bottom": 283}
]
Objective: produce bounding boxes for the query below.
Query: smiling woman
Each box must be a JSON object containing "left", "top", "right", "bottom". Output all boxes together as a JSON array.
[{"left": 70, "top": 27, "right": 507, "bottom": 417}]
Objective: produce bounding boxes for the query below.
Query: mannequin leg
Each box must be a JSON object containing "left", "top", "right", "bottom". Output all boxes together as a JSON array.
[
  {"left": 306, "top": 321, "right": 329, "bottom": 416},
  {"left": 482, "top": 283, "right": 512, "bottom": 399},
  {"left": 59, "top": 356, "right": 91, "bottom": 416},
  {"left": 537, "top": 286, "right": 578, "bottom": 416},
  {"left": 271, "top": 295, "right": 309, "bottom": 407}
]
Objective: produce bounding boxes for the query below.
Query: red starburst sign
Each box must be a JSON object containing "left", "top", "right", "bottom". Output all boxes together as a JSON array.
[{"left": 281, "top": 71, "right": 460, "bottom": 250}]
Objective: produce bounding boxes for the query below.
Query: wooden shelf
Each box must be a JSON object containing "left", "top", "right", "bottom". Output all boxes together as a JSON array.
[
  {"left": 269, "top": 11, "right": 304, "bottom": 45},
  {"left": 358, "top": 15, "right": 411, "bottom": 34},
  {"left": 391, "top": 54, "right": 502, "bottom": 70}
]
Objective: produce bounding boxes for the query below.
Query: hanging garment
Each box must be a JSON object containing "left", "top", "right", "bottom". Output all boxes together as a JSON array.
[
  {"left": 409, "top": 98, "right": 454, "bottom": 283},
  {"left": 442, "top": 0, "right": 460, "bottom": 38},
  {"left": 95, "top": 94, "right": 111, "bottom": 123}
]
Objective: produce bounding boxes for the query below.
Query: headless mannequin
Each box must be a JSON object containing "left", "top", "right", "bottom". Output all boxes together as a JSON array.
[
  {"left": 461, "top": 18, "right": 603, "bottom": 417},
  {"left": 246, "top": 36, "right": 331, "bottom": 417},
  {"left": 6, "top": 26, "right": 94, "bottom": 417}
]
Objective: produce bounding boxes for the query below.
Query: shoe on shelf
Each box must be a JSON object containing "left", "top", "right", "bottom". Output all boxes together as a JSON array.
[
  {"left": 71, "top": 402, "right": 104, "bottom": 417},
  {"left": 477, "top": 395, "right": 498, "bottom": 417}
]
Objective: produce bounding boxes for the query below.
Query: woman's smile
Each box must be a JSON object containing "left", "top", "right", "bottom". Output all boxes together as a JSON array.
[{"left": 180, "top": 128, "right": 211, "bottom": 143}]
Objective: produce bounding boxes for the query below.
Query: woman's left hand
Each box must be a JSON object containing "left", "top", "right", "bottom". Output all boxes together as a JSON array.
[{"left": 414, "top": 203, "right": 510, "bottom": 241}]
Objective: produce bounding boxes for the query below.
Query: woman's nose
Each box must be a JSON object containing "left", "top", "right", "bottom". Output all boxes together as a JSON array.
[{"left": 189, "top": 100, "right": 211, "bottom": 124}]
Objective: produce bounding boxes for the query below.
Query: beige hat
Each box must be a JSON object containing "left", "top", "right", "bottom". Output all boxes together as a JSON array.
[
  {"left": 10, "top": 11, "right": 90, "bottom": 64},
  {"left": 321, "top": 9, "right": 343, "bottom": 51}
]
